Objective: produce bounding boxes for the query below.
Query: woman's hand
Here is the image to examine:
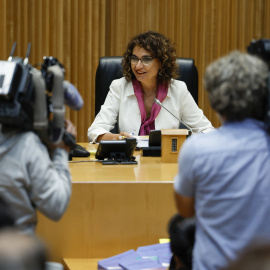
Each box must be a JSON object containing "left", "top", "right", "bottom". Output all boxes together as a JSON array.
[{"left": 97, "top": 131, "right": 133, "bottom": 142}]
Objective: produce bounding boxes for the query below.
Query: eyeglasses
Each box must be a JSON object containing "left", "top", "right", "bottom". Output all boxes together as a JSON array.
[{"left": 130, "top": 56, "right": 157, "bottom": 66}]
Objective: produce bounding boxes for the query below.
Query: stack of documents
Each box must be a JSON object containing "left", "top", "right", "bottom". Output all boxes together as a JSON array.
[
  {"left": 97, "top": 243, "right": 171, "bottom": 270},
  {"left": 137, "top": 243, "right": 171, "bottom": 268},
  {"left": 98, "top": 250, "right": 141, "bottom": 270},
  {"left": 119, "top": 258, "right": 164, "bottom": 270}
]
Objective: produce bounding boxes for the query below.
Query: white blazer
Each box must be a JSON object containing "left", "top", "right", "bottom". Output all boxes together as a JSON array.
[{"left": 88, "top": 77, "right": 214, "bottom": 142}]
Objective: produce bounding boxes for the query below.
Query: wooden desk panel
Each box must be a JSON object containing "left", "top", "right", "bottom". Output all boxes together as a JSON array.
[
  {"left": 63, "top": 258, "right": 102, "bottom": 270},
  {"left": 36, "top": 143, "right": 178, "bottom": 262}
]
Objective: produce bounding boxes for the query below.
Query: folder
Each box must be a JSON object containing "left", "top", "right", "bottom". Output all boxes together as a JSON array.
[
  {"left": 119, "top": 258, "right": 164, "bottom": 270},
  {"left": 136, "top": 243, "right": 172, "bottom": 267},
  {"left": 98, "top": 250, "right": 141, "bottom": 270}
]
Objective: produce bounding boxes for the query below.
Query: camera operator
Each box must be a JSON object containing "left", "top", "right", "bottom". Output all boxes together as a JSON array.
[{"left": 0, "top": 118, "right": 76, "bottom": 235}]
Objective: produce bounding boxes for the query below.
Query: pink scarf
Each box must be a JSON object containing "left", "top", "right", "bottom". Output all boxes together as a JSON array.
[{"left": 132, "top": 80, "right": 168, "bottom": 135}]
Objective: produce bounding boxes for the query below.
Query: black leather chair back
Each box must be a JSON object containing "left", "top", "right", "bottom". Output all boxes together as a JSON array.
[{"left": 95, "top": 56, "right": 198, "bottom": 116}]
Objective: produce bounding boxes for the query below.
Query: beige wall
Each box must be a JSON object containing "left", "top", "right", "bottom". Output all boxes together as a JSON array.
[{"left": 1, "top": 0, "right": 269, "bottom": 142}]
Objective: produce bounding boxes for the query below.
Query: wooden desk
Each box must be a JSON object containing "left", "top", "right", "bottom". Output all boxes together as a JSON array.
[
  {"left": 63, "top": 258, "right": 102, "bottom": 270},
  {"left": 68, "top": 143, "right": 178, "bottom": 183},
  {"left": 36, "top": 143, "right": 177, "bottom": 263}
]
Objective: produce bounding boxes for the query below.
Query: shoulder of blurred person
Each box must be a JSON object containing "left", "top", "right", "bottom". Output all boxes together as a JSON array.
[
  {"left": 225, "top": 242, "right": 270, "bottom": 270},
  {"left": 0, "top": 228, "right": 47, "bottom": 270}
]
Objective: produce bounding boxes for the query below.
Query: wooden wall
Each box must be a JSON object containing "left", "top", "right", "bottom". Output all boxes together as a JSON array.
[{"left": 0, "top": 0, "right": 269, "bottom": 142}]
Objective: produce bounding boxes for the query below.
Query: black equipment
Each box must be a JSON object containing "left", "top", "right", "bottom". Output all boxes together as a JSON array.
[
  {"left": 247, "top": 39, "right": 270, "bottom": 66},
  {"left": 247, "top": 39, "right": 270, "bottom": 133},
  {"left": 95, "top": 138, "right": 138, "bottom": 165},
  {"left": 141, "top": 130, "right": 162, "bottom": 157},
  {"left": 0, "top": 42, "right": 83, "bottom": 149}
]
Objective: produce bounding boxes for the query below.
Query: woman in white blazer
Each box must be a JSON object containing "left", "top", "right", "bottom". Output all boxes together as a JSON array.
[{"left": 88, "top": 31, "right": 214, "bottom": 143}]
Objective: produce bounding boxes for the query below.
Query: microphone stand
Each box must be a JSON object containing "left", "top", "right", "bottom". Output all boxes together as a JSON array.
[{"left": 154, "top": 98, "right": 193, "bottom": 134}]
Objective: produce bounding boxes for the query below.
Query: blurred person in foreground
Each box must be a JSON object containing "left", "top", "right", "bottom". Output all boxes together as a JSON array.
[
  {"left": 88, "top": 30, "right": 214, "bottom": 142},
  {"left": 0, "top": 119, "right": 76, "bottom": 235},
  {"left": 174, "top": 51, "right": 270, "bottom": 270},
  {"left": 0, "top": 228, "right": 47, "bottom": 270}
]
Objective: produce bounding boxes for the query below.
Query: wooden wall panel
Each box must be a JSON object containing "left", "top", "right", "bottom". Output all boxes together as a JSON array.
[
  {"left": 101, "top": 0, "right": 270, "bottom": 130},
  {"left": 0, "top": 0, "right": 106, "bottom": 142},
  {"left": 0, "top": 0, "right": 269, "bottom": 141}
]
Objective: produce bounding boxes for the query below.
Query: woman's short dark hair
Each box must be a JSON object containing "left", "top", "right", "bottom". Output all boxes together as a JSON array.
[
  {"left": 204, "top": 50, "right": 269, "bottom": 122},
  {"left": 122, "top": 31, "right": 179, "bottom": 86}
]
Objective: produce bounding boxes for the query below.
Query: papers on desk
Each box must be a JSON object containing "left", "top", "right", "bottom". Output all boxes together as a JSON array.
[
  {"left": 134, "top": 136, "right": 149, "bottom": 148},
  {"left": 98, "top": 250, "right": 140, "bottom": 270},
  {"left": 136, "top": 243, "right": 171, "bottom": 268},
  {"left": 120, "top": 258, "right": 164, "bottom": 270},
  {"left": 97, "top": 243, "right": 171, "bottom": 270}
]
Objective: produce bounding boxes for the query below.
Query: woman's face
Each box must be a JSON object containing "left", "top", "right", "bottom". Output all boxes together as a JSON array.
[{"left": 131, "top": 45, "right": 161, "bottom": 86}]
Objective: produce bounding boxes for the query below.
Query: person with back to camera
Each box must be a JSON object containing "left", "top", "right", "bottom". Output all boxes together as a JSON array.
[
  {"left": 0, "top": 119, "right": 76, "bottom": 235},
  {"left": 174, "top": 50, "right": 270, "bottom": 270},
  {"left": 88, "top": 30, "right": 214, "bottom": 142}
]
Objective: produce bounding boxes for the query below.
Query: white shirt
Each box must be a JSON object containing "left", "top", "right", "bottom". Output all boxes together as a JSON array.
[{"left": 88, "top": 77, "right": 214, "bottom": 142}]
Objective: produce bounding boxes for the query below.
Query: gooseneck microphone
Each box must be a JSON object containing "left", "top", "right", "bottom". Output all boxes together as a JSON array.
[{"left": 154, "top": 98, "right": 194, "bottom": 134}]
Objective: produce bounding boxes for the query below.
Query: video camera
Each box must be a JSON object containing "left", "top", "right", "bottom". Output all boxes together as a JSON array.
[
  {"left": 0, "top": 42, "right": 83, "bottom": 148},
  {"left": 247, "top": 39, "right": 270, "bottom": 133},
  {"left": 247, "top": 39, "right": 270, "bottom": 67}
]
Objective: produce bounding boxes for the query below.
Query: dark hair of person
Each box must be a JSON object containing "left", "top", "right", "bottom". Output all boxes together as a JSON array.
[
  {"left": 122, "top": 31, "right": 179, "bottom": 86},
  {"left": 204, "top": 50, "right": 269, "bottom": 122},
  {"left": 168, "top": 214, "right": 196, "bottom": 270}
]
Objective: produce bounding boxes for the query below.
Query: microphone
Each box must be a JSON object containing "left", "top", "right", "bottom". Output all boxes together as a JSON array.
[
  {"left": 154, "top": 98, "right": 193, "bottom": 134},
  {"left": 63, "top": 81, "right": 84, "bottom": 110}
]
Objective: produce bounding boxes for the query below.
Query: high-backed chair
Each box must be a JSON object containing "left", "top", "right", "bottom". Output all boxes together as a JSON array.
[{"left": 95, "top": 56, "right": 198, "bottom": 117}]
